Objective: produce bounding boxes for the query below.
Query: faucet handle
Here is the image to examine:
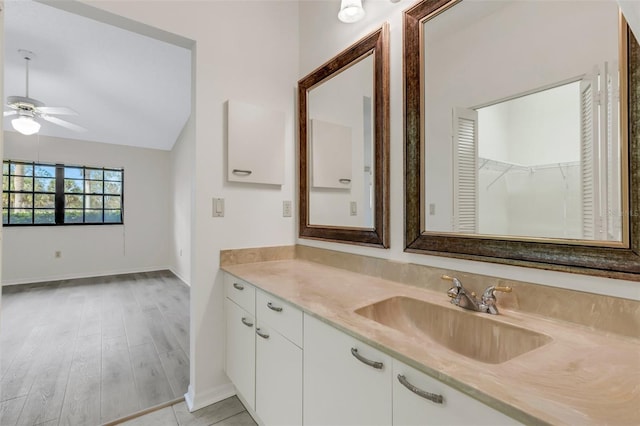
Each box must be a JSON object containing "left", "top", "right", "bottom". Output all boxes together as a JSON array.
[
  {"left": 441, "top": 275, "right": 462, "bottom": 287},
  {"left": 481, "top": 285, "right": 512, "bottom": 302}
]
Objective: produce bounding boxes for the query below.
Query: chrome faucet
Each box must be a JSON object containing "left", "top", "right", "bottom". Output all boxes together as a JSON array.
[{"left": 442, "top": 275, "right": 512, "bottom": 315}]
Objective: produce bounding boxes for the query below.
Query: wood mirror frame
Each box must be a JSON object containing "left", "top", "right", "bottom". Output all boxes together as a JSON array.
[
  {"left": 404, "top": 0, "right": 640, "bottom": 279},
  {"left": 299, "top": 24, "right": 390, "bottom": 248}
]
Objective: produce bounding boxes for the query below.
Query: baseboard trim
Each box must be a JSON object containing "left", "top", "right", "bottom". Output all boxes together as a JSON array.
[
  {"left": 234, "top": 391, "right": 262, "bottom": 425},
  {"left": 184, "top": 383, "right": 236, "bottom": 412},
  {"left": 1, "top": 266, "right": 172, "bottom": 286},
  {"left": 101, "top": 396, "right": 184, "bottom": 426},
  {"left": 169, "top": 267, "right": 190, "bottom": 287}
]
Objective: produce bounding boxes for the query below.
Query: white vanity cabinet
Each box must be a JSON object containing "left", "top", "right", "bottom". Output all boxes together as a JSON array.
[
  {"left": 303, "top": 314, "right": 392, "bottom": 425},
  {"left": 224, "top": 275, "right": 256, "bottom": 410},
  {"left": 224, "top": 274, "right": 303, "bottom": 425},
  {"left": 255, "top": 290, "right": 303, "bottom": 426},
  {"left": 225, "top": 273, "right": 520, "bottom": 425},
  {"left": 393, "top": 360, "right": 519, "bottom": 425}
]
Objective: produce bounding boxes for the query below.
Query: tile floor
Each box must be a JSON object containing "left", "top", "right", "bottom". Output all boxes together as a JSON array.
[{"left": 119, "top": 396, "right": 256, "bottom": 426}]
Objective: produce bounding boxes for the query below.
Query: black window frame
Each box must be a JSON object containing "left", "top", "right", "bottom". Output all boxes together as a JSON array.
[{"left": 3, "top": 160, "right": 124, "bottom": 226}]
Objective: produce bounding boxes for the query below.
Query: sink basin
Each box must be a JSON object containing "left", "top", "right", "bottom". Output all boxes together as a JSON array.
[{"left": 355, "top": 296, "right": 551, "bottom": 364}]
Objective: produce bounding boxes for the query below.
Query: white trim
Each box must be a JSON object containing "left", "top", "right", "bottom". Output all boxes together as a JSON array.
[
  {"left": 0, "top": 266, "right": 171, "bottom": 286},
  {"left": 184, "top": 382, "right": 236, "bottom": 412},
  {"left": 169, "top": 267, "right": 191, "bottom": 287},
  {"left": 235, "top": 389, "right": 262, "bottom": 426}
]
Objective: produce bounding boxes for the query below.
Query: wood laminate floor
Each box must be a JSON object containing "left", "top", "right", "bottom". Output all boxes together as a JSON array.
[{"left": 0, "top": 271, "right": 190, "bottom": 426}]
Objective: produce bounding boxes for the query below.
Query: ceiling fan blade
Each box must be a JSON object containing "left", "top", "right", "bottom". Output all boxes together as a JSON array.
[
  {"left": 36, "top": 106, "right": 78, "bottom": 116},
  {"left": 41, "top": 115, "right": 87, "bottom": 132},
  {"left": 4, "top": 111, "right": 18, "bottom": 117}
]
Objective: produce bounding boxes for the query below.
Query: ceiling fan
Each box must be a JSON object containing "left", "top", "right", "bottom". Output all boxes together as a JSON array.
[{"left": 3, "top": 49, "right": 87, "bottom": 136}]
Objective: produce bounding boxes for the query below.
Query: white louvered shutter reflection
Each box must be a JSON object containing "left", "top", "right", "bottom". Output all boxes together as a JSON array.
[
  {"left": 580, "top": 73, "right": 598, "bottom": 239},
  {"left": 452, "top": 108, "right": 478, "bottom": 233}
]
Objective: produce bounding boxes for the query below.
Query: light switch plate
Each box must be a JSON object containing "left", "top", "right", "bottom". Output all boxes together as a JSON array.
[
  {"left": 283, "top": 200, "right": 292, "bottom": 217},
  {"left": 350, "top": 201, "right": 357, "bottom": 216},
  {"left": 213, "top": 198, "right": 224, "bottom": 217}
]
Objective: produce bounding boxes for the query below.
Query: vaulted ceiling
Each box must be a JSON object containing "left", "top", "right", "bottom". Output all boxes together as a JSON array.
[{"left": 3, "top": 0, "right": 191, "bottom": 151}]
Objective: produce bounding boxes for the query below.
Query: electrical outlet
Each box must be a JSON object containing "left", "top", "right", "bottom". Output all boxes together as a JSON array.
[
  {"left": 350, "top": 201, "right": 357, "bottom": 216},
  {"left": 179, "top": 249, "right": 183, "bottom": 257},
  {"left": 283, "top": 200, "right": 292, "bottom": 217},
  {"left": 55, "top": 251, "right": 62, "bottom": 258},
  {"left": 429, "top": 203, "right": 436, "bottom": 215}
]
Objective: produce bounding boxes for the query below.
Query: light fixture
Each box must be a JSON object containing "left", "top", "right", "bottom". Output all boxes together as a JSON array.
[
  {"left": 12, "top": 115, "right": 41, "bottom": 136},
  {"left": 338, "top": 0, "right": 365, "bottom": 23}
]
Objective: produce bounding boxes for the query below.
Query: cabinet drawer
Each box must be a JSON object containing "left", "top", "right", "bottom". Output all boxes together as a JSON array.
[
  {"left": 224, "top": 274, "right": 255, "bottom": 314},
  {"left": 393, "top": 360, "right": 519, "bottom": 425},
  {"left": 256, "top": 290, "right": 303, "bottom": 347}
]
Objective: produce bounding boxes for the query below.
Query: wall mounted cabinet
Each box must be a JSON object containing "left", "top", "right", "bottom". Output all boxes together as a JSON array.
[{"left": 227, "top": 100, "right": 285, "bottom": 185}]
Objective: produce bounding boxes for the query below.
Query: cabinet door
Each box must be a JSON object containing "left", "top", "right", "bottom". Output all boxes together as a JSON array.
[
  {"left": 225, "top": 298, "right": 256, "bottom": 410},
  {"left": 393, "top": 360, "right": 519, "bottom": 425},
  {"left": 255, "top": 323, "right": 302, "bottom": 426},
  {"left": 310, "top": 119, "right": 353, "bottom": 189},
  {"left": 227, "top": 100, "right": 285, "bottom": 185},
  {"left": 303, "top": 314, "right": 392, "bottom": 426}
]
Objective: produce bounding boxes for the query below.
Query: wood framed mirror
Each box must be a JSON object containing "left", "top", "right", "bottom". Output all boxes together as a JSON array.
[
  {"left": 404, "top": 0, "right": 640, "bottom": 279},
  {"left": 299, "top": 24, "right": 390, "bottom": 248}
]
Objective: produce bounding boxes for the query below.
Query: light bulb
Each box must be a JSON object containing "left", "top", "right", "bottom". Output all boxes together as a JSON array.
[
  {"left": 338, "top": 0, "right": 365, "bottom": 23},
  {"left": 12, "top": 116, "right": 41, "bottom": 135}
]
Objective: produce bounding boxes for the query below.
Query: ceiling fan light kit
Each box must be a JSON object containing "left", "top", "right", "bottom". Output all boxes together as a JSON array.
[
  {"left": 12, "top": 115, "right": 41, "bottom": 136},
  {"left": 4, "top": 49, "right": 86, "bottom": 136}
]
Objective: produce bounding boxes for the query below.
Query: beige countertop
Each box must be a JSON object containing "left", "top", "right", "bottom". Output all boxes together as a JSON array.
[{"left": 222, "top": 259, "right": 640, "bottom": 426}]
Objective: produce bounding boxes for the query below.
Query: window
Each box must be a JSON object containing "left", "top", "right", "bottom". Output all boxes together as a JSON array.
[{"left": 2, "top": 160, "right": 123, "bottom": 226}]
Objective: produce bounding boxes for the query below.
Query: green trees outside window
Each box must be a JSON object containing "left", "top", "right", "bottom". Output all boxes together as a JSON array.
[{"left": 2, "top": 161, "right": 123, "bottom": 226}]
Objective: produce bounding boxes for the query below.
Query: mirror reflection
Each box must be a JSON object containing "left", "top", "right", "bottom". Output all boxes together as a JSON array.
[
  {"left": 308, "top": 54, "right": 375, "bottom": 229},
  {"left": 423, "top": 0, "right": 626, "bottom": 243}
]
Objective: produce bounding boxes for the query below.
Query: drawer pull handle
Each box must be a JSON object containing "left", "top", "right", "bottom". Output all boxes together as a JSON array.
[
  {"left": 267, "top": 302, "right": 283, "bottom": 312},
  {"left": 351, "top": 348, "right": 383, "bottom": 369},
  {"left": 397, "top": 374, "right": 443, "bottom": 404},
  {"left": 241, "top": 317, "right": 253, "bottom": 328},
  {"left": 339, "top": 178, "right": 351, "bottom": 184},
  {"left": 232, "top": 169, "right": 252, "bottom": 176},
  {"left": 233, "top": 283, "right": 244, "bottom": 291},
  {"left": 256, "top": 328, "right": 270, "bottom": 339}
]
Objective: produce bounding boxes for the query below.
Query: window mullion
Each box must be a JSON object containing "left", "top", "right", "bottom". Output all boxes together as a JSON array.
[
  {"left": 31, "top": 162, "right": 35, "bottom": 224},
  {"left": 55, "top": 164, "right": 65, "bottom": 224}
]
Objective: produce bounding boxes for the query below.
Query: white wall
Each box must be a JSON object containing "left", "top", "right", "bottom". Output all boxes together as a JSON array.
[
  {"left": 170, "top": 115, "right": 194, "bottom": 285},
  {"left": 0, "top": 0, "right": 5, "bottom": 320},
  {"left": 2, "top": 132, "right": 171, "bottom": 284},
  {"left": 477, "top": 83, "right": 582, "bottom": 239},
  {"left": 298, "top": 0, "right": 639, "bottom": 303},
  {"left": 78, "top": 0, "right": 299, "bottom": 411}
]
